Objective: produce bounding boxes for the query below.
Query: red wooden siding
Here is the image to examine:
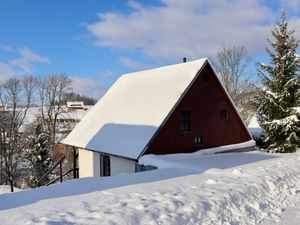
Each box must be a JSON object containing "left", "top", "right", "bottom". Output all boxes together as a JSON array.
[{"left": 144, "top": 63, "right": 252, "bottom": 155}]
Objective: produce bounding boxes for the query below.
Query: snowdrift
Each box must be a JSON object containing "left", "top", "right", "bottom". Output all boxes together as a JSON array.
[{"left": 0, "top": 151, "right": 299, "bottom": 225}]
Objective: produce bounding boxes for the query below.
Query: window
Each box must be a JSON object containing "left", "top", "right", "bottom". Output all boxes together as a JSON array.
[
  {"left": 181, "top": 110, "right": 191, "bottom": 131},
  {"left": 100, "top": 154, "right": 110, "bottom": 176},
  {"left": 220, "top": 110, "right": 228, "bottom": 120},
  {"left": 194, "top": 136, "right": 204, "bottom": 145}
]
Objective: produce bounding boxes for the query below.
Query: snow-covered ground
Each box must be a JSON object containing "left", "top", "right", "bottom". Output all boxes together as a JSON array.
[
  {"left": 0, "top": 151, "right": 299, "bottom": 225},
  {"left": 0, "top": 185, "right": 21, "bottom": 195},
  {"left": 264, "top": 193, "right": 300, "bottom": 225}
]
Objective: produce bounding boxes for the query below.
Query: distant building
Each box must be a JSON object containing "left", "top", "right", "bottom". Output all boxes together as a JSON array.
[
  {"left": 247, "top": 115, "right": 266, "bottom": 148},
  {"left": 0, "top": 104, "right": 10, "bottom": 131},
  {"left": 0, "top": 104, "right": 7, "bottom": 112},
  {"left": 62, "top": 58, "right": 255, "bottom": 178},
  {"left": 67, "top": 101, "right": 86, "bottom": 110}
]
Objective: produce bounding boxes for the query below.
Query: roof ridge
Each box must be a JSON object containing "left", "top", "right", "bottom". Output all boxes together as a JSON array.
[{"left": 121, "top": 58, "right": 208, "bottom": 79}]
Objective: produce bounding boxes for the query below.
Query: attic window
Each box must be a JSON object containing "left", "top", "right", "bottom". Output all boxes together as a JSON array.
[
  {"left": 181, "top": 110, "right": 191, "bottom": 131},
  {"left": 220, "top": 110, "right": 228, "bottom": 120}
]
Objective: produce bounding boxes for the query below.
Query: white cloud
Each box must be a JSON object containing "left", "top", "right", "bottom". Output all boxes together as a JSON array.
[
  {"left": 9, "top": 47, "right": 50, "bottom": 73},
  {"left": 9, "top": 59, "right": 32, "bottom": 73},
  {"left": 0, "top": 47, "right": 50, "bottom": 81},
  {"left": 86, "top": 0, "right": 280, "bottom": 60},
  {"left": 20, "top": 47, "right": 50, "bottom": 63},
  {"left": 71, "top": 76, "right": 109, "bottom": 99},
  {"left": 0, "top": 63, "right": 18, "bottom": 82},
  {"left": 119, "top": 57, "right": 149, "bottom": 70},
  {"left": 0, "top": 44, "right": 14, "bottom": 52},
  {"left": 280, "top": 0, "right": 300, "bottom": 13},
  {"left": 98, "top": 69, "right": 115, "bottom": 78},
  {"left": 289, "top": 18, "right": 300, "bottom": 40}
]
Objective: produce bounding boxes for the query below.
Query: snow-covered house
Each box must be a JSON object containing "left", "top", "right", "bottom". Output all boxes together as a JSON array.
[
  {"left": 248, "top": 115, "right": 264, "bottom": 137},
  {"left": 62, "top": 58, "right": 255, "bottom": 178},
  {"left": 67, "top": 101, "right": 86, "bottom": 110},
  {"left": 0, "top": 104, "right": 7, "bottom": 112},
  {"left": 247, "top": 115, "right": 266, "bottom": 148}
]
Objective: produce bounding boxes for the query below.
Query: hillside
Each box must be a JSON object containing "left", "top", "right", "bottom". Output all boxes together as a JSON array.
[{"left": 0, "top": 151, "right": 299, "bottom": 224}]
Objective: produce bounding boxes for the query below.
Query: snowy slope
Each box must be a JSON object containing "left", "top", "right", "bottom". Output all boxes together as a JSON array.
[
  {"left": 264, "top": 193, "right": 300, "bottom": 225},
  {"left": 0, "top": 151, "right": 299, "bottom": 225},
  {"left": 139, "top": 140, "right": 256, "bottom": 169}
]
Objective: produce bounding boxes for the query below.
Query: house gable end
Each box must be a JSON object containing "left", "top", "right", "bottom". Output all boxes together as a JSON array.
[{"left": 142, "top": 62, "right": 252, "bottom": 156}]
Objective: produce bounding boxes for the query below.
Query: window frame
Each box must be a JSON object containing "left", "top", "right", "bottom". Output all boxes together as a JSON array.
[{"left": 220, "top": 110, "right": 228, "bottom": 120}]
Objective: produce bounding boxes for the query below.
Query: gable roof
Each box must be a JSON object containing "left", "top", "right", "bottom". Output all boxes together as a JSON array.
[{"left": 62, "top": 58, "right": 209, "bottom": 159}]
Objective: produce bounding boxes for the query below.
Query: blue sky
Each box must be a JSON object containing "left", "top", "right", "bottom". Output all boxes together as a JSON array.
[{"left": 0, "top": 0, "right": 300, "bottom": 98}]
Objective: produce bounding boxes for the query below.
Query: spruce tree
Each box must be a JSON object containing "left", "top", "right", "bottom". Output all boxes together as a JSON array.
[
  {"left": 26, "top": 124, "right": 54, "bottom": 187},
  {"left": 257, "top": 12, "right": 300, "bottom": 153}
]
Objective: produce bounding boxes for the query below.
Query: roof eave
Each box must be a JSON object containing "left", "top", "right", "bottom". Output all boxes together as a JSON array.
[{"left": 59, "top": 142, "right": 138, "bottom": 161}]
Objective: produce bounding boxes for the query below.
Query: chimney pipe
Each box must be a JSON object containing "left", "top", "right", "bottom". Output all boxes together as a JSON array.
[{"left": 183, "top": 57, "right": 187, "bottom": 63}]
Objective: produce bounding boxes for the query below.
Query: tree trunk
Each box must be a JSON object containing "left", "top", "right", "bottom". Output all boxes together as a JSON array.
[{"left": 9, "top": 179, "right": 14, "bottom": 192}]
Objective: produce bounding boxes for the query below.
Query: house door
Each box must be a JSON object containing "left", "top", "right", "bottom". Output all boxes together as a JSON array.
[{"left": 100, "top": 154, "right": 110, "bottom": 176}]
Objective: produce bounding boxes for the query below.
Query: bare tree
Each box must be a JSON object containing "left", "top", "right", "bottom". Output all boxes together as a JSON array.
[
  {"left": 213, "top": 44, "right": 258, "bottom": 123},
  {"left": 0, "top": 76, "right": 35, "bottom": 192},
  {"left": 0, "top": 74, "right": 72, "bottom": 190},
  {"left": 38, "top": 74, "right": 72, "bottom": 146}
]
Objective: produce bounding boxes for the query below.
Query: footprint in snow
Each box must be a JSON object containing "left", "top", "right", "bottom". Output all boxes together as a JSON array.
[{"left": 206, "top": 179, "right": 217, "bottom": 184}]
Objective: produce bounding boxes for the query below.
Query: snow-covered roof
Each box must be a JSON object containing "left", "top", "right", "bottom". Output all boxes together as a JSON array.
[
  {"left": 21, "top": 106, "right": 92, "bottom": 124},
  {"left": 248, "top": 115, "right": 260, "bottom": 128},
  {"left": 0, "top": 104, "right": 7, "bottom": 111},
  {"left": 139, "top": 140, "right": 256, "bottom": 170},
  {"left": 12, "top": 106, "right": 92, "bottom": 133},
  {"left": 62, "top": 58, "right": 209, "bottom": 159},
  {"left": 247, "top": 115, "right": 264, "bottom": 136}
]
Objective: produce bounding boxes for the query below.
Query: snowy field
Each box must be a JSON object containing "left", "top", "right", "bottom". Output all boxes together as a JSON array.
[
  {"left": 0, "top": 151, "right": 299, "bottom": 225},
  {"left": 264, "top": 193, "right": 300, "bottom": 225},
  {"left": 0, "top": 185, "right": 21, "bottom": 195}
]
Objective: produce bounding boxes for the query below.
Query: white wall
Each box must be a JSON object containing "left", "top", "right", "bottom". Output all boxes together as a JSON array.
[
  {"left": 79, "top": 149, "right": 136, "bottom": 177},
  {"left": 93, "top": 152, "right": 100, "bottom": 177},
  {"left": 78, "top": 148, "right": 100, "bottom": 178},
  {"left": 110, "top": 155, "right": 136, "bottom": 176}
]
